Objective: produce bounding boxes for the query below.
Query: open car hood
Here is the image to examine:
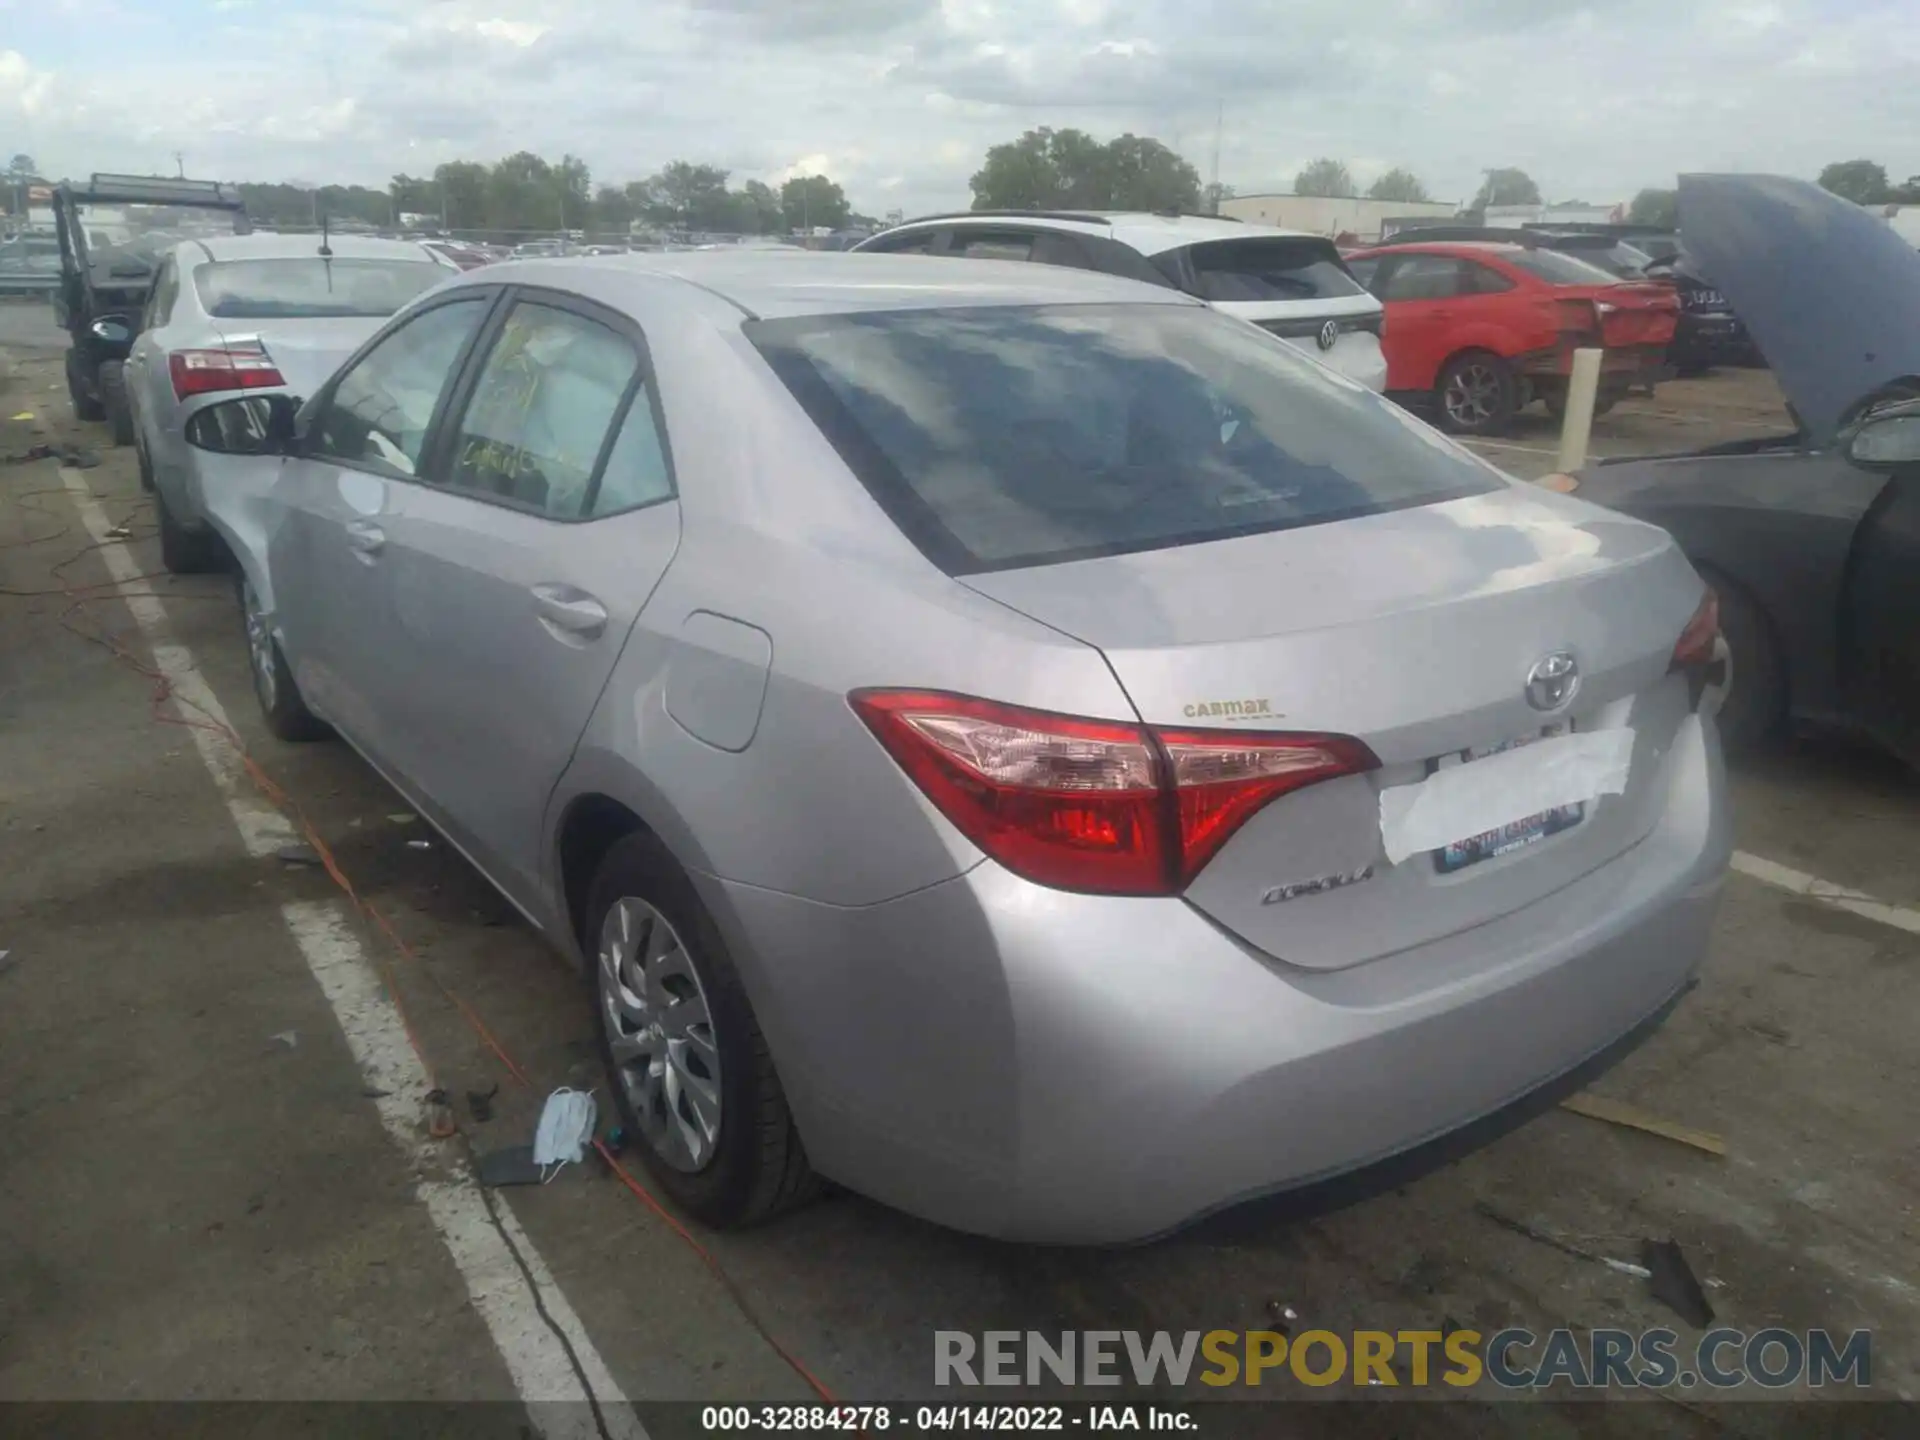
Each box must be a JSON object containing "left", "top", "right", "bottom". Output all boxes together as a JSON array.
[{"left": 1680, "top": 173, "right": 1920, "bottom": 445}]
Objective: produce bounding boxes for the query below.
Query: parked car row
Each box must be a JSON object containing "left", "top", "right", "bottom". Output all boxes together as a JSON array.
[{"left": 53, "top": 173, "right": 1913, "bottom": 1247}]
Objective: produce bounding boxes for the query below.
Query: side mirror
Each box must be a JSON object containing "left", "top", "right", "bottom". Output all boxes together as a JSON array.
[
  {"left": 184, "top": 393, "right": 302, "bottom": 457},
  {"left": 89, "top": 318, "right": 132, "bottom": 345},
  {"left": 1844, "top": 407, "right": 1920, "bottom": 470}
]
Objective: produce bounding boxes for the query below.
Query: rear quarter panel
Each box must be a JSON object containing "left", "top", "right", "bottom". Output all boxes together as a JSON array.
[{"left": 1578, "top": 449, "right": 1888, "bottom": 722}]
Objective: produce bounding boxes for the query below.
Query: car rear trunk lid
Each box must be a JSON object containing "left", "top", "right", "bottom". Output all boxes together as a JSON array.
[{"left": 962, "top": 484, "right": 1705, "bottom": 969}]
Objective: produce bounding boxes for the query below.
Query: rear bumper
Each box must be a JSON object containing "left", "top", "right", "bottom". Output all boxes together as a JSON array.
[{"left": 699, "top": 712, "right": 1730, "bottom": 1244}]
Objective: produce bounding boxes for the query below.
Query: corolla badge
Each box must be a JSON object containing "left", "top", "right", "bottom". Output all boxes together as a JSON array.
[
  {"left": 1316, "top": 319, "right": 1340, "bottom": 351},
  {"left": 1525, "top": 651, "right": 1581, "bottom": 712}
]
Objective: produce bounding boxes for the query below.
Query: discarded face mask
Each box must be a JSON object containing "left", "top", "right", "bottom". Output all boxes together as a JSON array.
[{"left": 532, "top": 1087, "right": 597, "bottom": 1179}]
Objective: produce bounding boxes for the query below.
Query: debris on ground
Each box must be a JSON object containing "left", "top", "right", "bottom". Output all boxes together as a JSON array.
[
  {"left": 275, "top": 843, "right": 321, "bottom": 867},
  {"left": 476, "top": 1144, "right": 544, "bottom": 1187},
  {"left": 388, "top": 813, "right": 417, "bottom": 825},
  {"left": 1474, "top": 1201, "right": 1651, "bottom": 1277},
  {"left": 467, "top": 1083, "right": 500, "bottom": 1123},
  {"left": 3, "top": 442, "right": 99, "bottom": 468},
  {"left": 0, "top": 949, "right": 15, "bottom": 979},
  {"left": 425, "top": 1088, "right": 457, "bottom": 1139},
  {"left": 532, "top": 1087, "right": 597, "bottom": 1180},
  {"left": 1560, "top": 1093, "right": 1728, "bottom": 1155},
  {"left": 361, "top": 1086, "right": 391, "bottom": 1100},
  {"left": 103, "top": 524, "right": 131, "bottom": 539},
  {"left": 406, "top": 838, "right": 433, "bottom": 851},
  {"left": 1643, "top": 1238, "right": 1717, "bottom": 1326},
  {"left": 267, "top": 1031, "right": 298, "bottom": 1051}
]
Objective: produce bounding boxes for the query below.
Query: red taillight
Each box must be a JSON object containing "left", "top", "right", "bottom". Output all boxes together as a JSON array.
[
  {"left": 1670, "top": 589, "right": 1721, "bottom": 672},
  {"left": 169, "top": 344, "right": 285, "bottom": 400},
  {"left": 850, "top": 690, "right": 1377, "bottom": 896}
]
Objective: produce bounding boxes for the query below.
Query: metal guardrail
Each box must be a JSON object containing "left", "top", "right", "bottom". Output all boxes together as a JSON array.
[{"left": 0, "top": 273, "right": 58, "bottom": 295}]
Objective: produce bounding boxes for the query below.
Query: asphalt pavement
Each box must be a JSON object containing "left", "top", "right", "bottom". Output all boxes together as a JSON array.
[{"left": 3, "top": 303, "right": 1916, "bottom": 1431}]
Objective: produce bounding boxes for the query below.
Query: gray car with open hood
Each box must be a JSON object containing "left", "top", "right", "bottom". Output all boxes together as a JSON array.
[{"left": 1565, "top": 174, "right": 1920, "bottom": 767}]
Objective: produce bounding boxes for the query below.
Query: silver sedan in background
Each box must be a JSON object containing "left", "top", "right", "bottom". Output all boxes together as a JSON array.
[
  {"left": 188, "top": 251, "right": 1730, "bottom": 1243},
  {"left": 122, "top": 232, "right": 456, "bottom": 572}
]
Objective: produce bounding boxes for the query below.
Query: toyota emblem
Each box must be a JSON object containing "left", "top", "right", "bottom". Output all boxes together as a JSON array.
[
  {"left": 1316, "top": 319, "right": 1340, "bottom": 351},
  {"left": 1525, "top": 651, "right": 1581, "bottom": 712}
]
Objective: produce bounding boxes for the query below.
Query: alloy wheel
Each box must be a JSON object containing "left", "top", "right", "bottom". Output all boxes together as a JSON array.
[
  {"left": 598, "top": 897, "right": 723, "bottom": 1172},
  {"left": 1444, "top": 363, "right": 1502, "bottom": 427},
  {"left": 242, "top": 579, "right": 277, "bottom": 713}
]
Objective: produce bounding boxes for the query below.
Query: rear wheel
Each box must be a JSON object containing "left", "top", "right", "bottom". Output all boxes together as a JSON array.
[
  {"left": 65, "top": 349, "right": 105, "bottom": 422},
  {"left": 1706, "top": 573, "right": 1786, "bottom": 755},
  {"left": 587, "top": 831, "right": 816, "bottom": 1228},
  {"left": 1435, "top": 351, "right": 1518, "bottom": 435},
  {"left": 98, "top": 361, "right": 135, "bottom": 446},
  {"left": 155, "top": 485, "right": 225, "bottom": 575}
]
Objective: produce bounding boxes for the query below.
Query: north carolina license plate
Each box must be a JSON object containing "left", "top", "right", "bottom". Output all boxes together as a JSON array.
[{"left": 1433, "top": 727, "right": 1585, "bottom": 873}]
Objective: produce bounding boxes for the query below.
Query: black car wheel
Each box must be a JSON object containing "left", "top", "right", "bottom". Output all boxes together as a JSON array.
[
  {"left": 65, "top": 349, "right": 105, "bottom": 423},
  {"left": 1435, "top": 351, "right": 1518, "bottom": 435},
  {"left": 1706, "top": 573, "right": 1786, "bottom": 756},
  {"left": 155, "top": 486, "right": 225, "bottom": 575},
  {"left": 586, "top": 830, "right": 817, "bottom": 1228},
  {"left": 98, "top": 361, "right": 135, "bottom": 447}
]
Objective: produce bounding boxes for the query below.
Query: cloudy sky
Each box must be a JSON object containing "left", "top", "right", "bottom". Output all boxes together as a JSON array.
[{"left": 3, "top": 0, "right": 1917, "bottom": 215}]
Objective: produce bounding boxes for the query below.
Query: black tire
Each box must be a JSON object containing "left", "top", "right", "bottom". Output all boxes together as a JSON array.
[
  {"left": 99, "top": 361, "right": 135, "bottom": 446},
  {"left": 155, "top": 485, "right": 225, "bottom": 575},
  {"left": 237, "top": 574, "right": 328, "bottom": 741},
  {"left": 585, "top": 831, "right": 817, "bottom": 1228},
  {"left": 1435, "top": 350, "right": 1519, "bottom": 435},
  {"left": 66, "top": 349, "right": 105, "bottom": 422},
  {"left": 1705, "top": 572, "right": 1786, "bottom": 756}
]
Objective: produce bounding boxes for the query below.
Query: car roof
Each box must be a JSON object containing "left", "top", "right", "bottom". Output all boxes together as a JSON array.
[
  {"left": 1352, "top": 240, "right": 1528, "bottom": 259},
  {"left": 190, "top": 233, "right": 440, "bottom": 263},
  {"left": 873, "top": 210, "right": 1328, "bottom": 258},
  {"left": 474, "top": 249, "right": 1203, "bottom": 319}
]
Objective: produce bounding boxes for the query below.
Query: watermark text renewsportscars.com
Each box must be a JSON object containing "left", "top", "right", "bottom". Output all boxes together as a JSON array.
[{"left": 934, "top": 1327, "right": 1872, "bottom": 1391}]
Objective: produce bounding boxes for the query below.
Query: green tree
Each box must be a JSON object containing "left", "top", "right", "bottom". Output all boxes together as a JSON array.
[
  {"left": 434, "top": 161, "right": 489, "bottom": 232},
  {"left": 652, "top": 161, "right": 732, "bottom": 229},
  {"left": 1628, "top": 187, "right": 1678, "bottom": 227},
  {"left": 1294, "top": 158, "right": 1354, "bottom": 197},
  {"left": 781, "top": 174, "right": 850, "bottom": 231},
  {"left": 1471, "top": 167, "right": 1542, "bottom": 210},
  {"left": 390, "top": 173, "right": 439, "bottom": 219},
  {"left": 1366, "top": 167, "right": 1431, "bottom": 203},
  {"left": 591, "top": 184, "right": 634, "bottom": 234},
  {"left": 1817, "top": 158, "right": 1889, "bottom": 205},
  {"left": 741, "top": 179, "right": 784, "bottom": 234},
  {"left": 969, "top": 127, "right": 1199, "bottom": 212},
  {"left": 1202, "top": 181, "right": 1236, "bottom": 214}
]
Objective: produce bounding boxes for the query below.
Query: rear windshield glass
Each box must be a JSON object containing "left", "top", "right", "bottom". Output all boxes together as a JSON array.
[
  {"left": 192, "top": 258, "right": 446, "bottom": 319},
  {"left": 1180, "top": 238, "right": 1366, "bottom": 302},
  {"left": 1505, "top": 249, "right": 1620, "bottom": 285},
  {"left": 750, "top": 304, "right": 1502, "bottom": 574}
]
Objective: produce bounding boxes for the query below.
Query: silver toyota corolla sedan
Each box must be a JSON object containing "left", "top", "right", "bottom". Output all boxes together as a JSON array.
[
  {"left": 122, "top": 232, "right": 456, "bottom": 573},
  {"left": 188, "top": 251, "right": 1731, "bottom": 1243}
]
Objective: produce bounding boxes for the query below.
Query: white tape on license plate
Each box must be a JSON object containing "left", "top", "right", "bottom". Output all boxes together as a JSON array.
[{"left": 1379, "top": 728, "right": 1634, "bottom": 867}]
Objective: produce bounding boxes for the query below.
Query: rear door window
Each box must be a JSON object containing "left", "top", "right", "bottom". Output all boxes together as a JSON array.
[
  {"left": 1180, "top": 237, "right": 1368, "bottom": 302},
  {"left": 952, "top": 230, "right": 1038, "bottom": 262},
  {"left": 750, "top": 303, "right": 1500, "bottom": 574},
  {"left": 862, "top": 229, "right": 946, "bottom": 256},
  {"left": 1381, "top": 255, "right": 1470, "bottom": 301},
  {"left": 1505, "top": 250, "right": 1620, "bottom": 285}
]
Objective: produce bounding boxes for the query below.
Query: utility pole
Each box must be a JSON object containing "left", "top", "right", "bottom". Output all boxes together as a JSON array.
[
  {"left": 1208, "top": 103, "right": 1222, "bottom": 214},
  {"left": 174, "top": 151, "right": 185, "bottom": 179}
]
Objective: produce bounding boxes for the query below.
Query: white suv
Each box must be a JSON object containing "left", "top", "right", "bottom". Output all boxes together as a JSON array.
[{"left": 854, "top": 211, "right": 1388, "bottom": 390}]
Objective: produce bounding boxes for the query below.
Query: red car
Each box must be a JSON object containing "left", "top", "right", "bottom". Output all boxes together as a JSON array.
[{"left": 1344, "top": 240, "right": 1679, "bottom": 435}]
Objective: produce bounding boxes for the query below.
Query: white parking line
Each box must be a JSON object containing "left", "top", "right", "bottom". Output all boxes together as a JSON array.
[
  {"left": 1464, "top": 438, "right": 1561, "bottom": 457},
  {"left": 57, "top": 468, "right": 644, "bottom": 1439},
  {"left": 1731, "top": 851, "right": 1920, "bottom": 937}
]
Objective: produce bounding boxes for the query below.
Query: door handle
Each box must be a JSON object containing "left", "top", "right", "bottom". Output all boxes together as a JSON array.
[
  {"left": 345, "top": 519, "right": 385, "bottom": 560},
  {"left": 531, "top": 583, "right": 608, "bottom": 640}
]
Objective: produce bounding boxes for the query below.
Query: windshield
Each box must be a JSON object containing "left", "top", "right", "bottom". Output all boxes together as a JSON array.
[
  {"left": 1178, "top": 237, "right": 1367, "bottom": 302},
  {"left": 192, "top": 257, "right": 447, "bottom": 318},
  {"left": 750, "top": 303, "right": 1501, "bottom": 574},
  {"left": 1507, "top": 249, "right": 1621, "bottom": 285},
  {"left": 72, "top": 200, "right": 245, "bottom": 276}
]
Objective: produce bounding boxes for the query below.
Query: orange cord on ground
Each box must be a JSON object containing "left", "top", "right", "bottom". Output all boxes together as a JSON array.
[{"left": 20, "top": 485, "right": 840, "bottom": 1409}]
